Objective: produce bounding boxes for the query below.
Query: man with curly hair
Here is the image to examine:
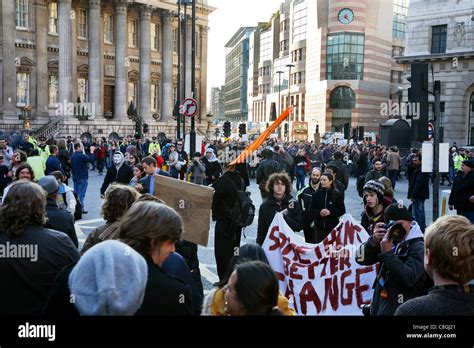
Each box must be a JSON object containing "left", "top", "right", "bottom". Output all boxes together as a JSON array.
[{"left": 0, "top": 181, "right": 79, "bottom": 315}]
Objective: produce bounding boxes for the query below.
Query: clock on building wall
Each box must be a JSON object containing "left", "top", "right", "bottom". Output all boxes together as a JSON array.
[{"left": 338, "top": 8, "right": 354, "bottom": 24}]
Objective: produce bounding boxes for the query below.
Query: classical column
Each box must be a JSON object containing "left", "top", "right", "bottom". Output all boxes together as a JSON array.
[
  {"left": 58, "top": 0, "right": 73, "bottom": 112},
  {"left": 114, "top": 0, "right": 128, "bottom": 120},
  {"left": 161, "top": 11, "right": 173, "bottom": 121},
  {"left": 88, "top": 0, "right": 102, "bottom": 117},
  {"left": 199, "top": 26, "right": 209, "bottom": 121},
  {"left": 2, "top": 0, "right": 16, "bottom": 118},
  {"left": 139, "top": 5, "right": 152, "bottom": 120},
  {"left": 185, "top": 18, "right": 192, "bottom": 99},
  {"left": 35, "top": 0, "right": 48, "bottom": 118}
]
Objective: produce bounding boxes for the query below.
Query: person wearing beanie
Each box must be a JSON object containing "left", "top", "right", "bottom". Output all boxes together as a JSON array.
[
  {"left": 361, "top": 180, "right": 388, "bottom": 235},
  {"left": 356, "top": 202, "right": 427, "bottom": 316},
  {"left": 448, "top": 158, "right": 474, "bottom": 223},
  {"left": 68, "top": 240, "right": 148, "bottom": 315},
  {"left": 38, "top": 175, "right": 78, "bottom": 247}
]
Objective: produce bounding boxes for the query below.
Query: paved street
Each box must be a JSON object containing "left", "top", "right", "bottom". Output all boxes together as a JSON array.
[{"left": 76, "top": 168, "right": 446, "bottom": 292}]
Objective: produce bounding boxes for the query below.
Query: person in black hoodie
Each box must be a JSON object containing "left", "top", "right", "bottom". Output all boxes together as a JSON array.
[
  {"left": 310, "top": 172, "right": 346, "bottom": 243},
  {"left": 407, "top": 153, "right": 429, "bottom": 233},
  {"left": 448, "top": 158, "right": 474, "bottom": 223},
  {"left": 212, "top": 165, "right": 245, "bottom": 281},
  {"left": 100, "top": 151, "right": 134, "bottom": 196},
  {"left": 257, "top": 172, "right": 302, "bottom": 246}
]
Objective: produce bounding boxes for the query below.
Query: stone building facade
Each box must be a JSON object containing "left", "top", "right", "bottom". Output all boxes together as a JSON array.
[
  {"left": 397, "top": 0, "right": 474, "bottom": 145},
  {"left": 0, "top": 0, "right": 214, "bottom": 140}
]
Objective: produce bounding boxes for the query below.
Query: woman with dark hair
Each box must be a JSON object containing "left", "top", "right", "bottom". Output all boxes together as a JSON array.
[
  {"left": 256, "top": 172, "right": 302, "bottom": 246},
  {"left": 202, "top": 243, "right": 295, "bottom": 316},
  {"left": 0, "top": 181, "right": 79, "bottom": 315},
  {"left": 224, "top": 261, "right": 282, "bottom": 316},
  {"left": 129, "top": 164, "right": 146, "bottom": 186},
  {"left": 127, "top": 154, "right": 140, "bottom": 167},
  {"left": 81, "top": 184, "right": 139, "bottom": 255},
  {"left": 310, "top": 172, "right": 346, "bottom": 243},
  {"left": 119, "top": 201, "right": 193, "bottom": 315}
]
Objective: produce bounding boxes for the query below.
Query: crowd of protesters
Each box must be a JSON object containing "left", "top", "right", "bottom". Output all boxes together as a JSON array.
[{"left": 0, "top": 130, "right": 472, "bottom": 316}]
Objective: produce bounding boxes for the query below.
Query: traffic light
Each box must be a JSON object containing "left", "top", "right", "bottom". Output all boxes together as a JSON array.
[
  {"left": 407, "top": 63, "right": 429, "bottom": 141},
  {"left": 343, "top": 122, "right": 350, "bottom": 140},
  {"left": 223, "top": 121, "right": 231, "bottom": 137},
  {"left": 352, "top": 128, "right": 357, "bottom": 140},
  {"left": 284, "top": 123, "right": 289, "bottom": 137},
  {"left": 142, "top": 122, "right": 149, "bottom": 134},
  {"left": 134, "top": 121, "right": 142, "bottom": 139},
  {"left": 238, "top": 123, "right": 246, "bottom": 136}
]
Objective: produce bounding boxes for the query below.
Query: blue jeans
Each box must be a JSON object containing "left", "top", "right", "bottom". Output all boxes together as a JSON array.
[
  {"left": 73, "top": 178, "right": 88, "bottom": 209},
  {"left": 388, "top": 169, "right": 398, "bottom": 189},
  {"left": 296, "top": 169, "right": 305, "bottom": 191},
  {"left": 88, "top": 154, "right": 96, "bottom": 170},
  {"left": 412, "top": 199, "right": 426, "bottom": 233}
]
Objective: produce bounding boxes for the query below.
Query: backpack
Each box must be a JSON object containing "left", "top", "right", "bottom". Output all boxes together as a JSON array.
[
  {"left": 62, "top": 191, "right": 82, "bottom": 221},
  {"left": 222, "top": 176, "right": 255, "bottom": 228}
]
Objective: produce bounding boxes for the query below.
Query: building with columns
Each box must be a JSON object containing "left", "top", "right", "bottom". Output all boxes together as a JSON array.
[
  {"left": 248, "top": 0, "right": 409, "bottom": 141},
  {"left": 397, "top": 0, "right": 474, "bottom": 145},
  {"left": 0, "top": 0, "right": 214, "bottom": 139}
]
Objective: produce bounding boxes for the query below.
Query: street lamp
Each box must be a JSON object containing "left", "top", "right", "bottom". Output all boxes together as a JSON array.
[
  {"left": 286, "top": 63, "right": 295, "bottom": 141},
  {"left": 276, "top": 70, "right": 284, "bottom": 139}
]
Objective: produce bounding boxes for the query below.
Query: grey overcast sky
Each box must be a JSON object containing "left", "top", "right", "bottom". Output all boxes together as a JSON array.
[{"left": 206, "top": 0, "right": 282, "bottom": 101}]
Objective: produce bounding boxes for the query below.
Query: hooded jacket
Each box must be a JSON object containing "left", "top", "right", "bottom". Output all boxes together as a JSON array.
[
  {"left": 100, "top": 151, "right": 134, "bottom": 195},
  {"left": 356, "top": 221, "right": 427, "bottom": 316},
  {"left": 448, "top": 170, "right": 474, "bottom": 212}
]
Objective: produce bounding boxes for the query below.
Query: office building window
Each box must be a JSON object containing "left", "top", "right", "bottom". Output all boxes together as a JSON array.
[
  {"left": 392, "top": 0, "right": 408, "bottom": 39},
  {"left": 16, "top": 73, "right": 30, "bottom": 106},
  {"left": 15, "top": 0, "right": 28, "bottom": 29},
  {"left": 260, "top": 30, "right": 272, "bottom": 62},
  {"left": 49, "top": 2, "right": 58, "bottom": 34},
  {"left": 431, "top": 25, "right": 447, "bottom": 54},
  {"left": 128, "top": 19, "right": 137, "bottom": 47},
  {"left": 104, "top": 14, "right": 113, "bottom": 43},
  {"left": 293, "top": 0, "right": 307, "bottom": 42},
  {"left": 326, "top": 32, "right": 364, "bottom": 80},
  {"left": 77, "top": 9, "right": 88, "bottom": 39}
]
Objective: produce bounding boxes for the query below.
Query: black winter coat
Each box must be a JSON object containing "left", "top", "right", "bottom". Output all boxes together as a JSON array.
[
  {"left": 45, "top": 199, "right": 78, "bottom": 247},
  {"left": 310, "top": 187, "right": 345, "bottom": 234},
  {"left": 448, "top": 171, "right": 474, "bottom": 212},
  {"left": 257, "top": 193, "right": 302, "bottom": 246},
  {"left": 211, "top": 171, "right": 244, "bottom": 221},
  {"left": 297, "top": 184, "right": 318, "bottom": 230},
  {"left": 407, "top": 166, "right": 429, "bottom": 200},
  {"left": 100, "top": 164, "right": 134, "bottom": 194},
  {"left": 202, "top": 158, "right": 222, "bottom": 184},
  {"left": 356, "top": 230, "right": 426, "bottom": 316}
]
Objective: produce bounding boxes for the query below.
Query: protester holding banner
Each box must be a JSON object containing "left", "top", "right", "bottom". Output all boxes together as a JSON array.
[
  {"left": 361, "top": 180, "right": 390, "bottom": 236},
  {"left": 256, "top": 172, "right": 302, "bottom": 246},
  {"left": 201, "top": 243, "right": 295, "bottom": 316},
  {"left": 310, "top": 172, "right": 346, "bottom": 243},
  {"left": 395, "top": 215, "right": 474, "bottom": 316},
  {"left": 356, "top": 203, "right": 427, "bottom": 316},
  {"left": 297, "top": 167, "right": 321, "bottom": 243},
  {"left": 223, "top": 261, "right": 282, "bottom": 316}
]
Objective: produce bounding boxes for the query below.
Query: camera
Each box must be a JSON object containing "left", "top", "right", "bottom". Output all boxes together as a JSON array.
[{"left": 385, "top": 220, "right": 407, "bottom": 243}]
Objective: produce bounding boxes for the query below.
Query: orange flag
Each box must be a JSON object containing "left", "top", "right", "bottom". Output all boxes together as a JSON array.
[{"left": 229, "top": 105, "right": 293, "bottom": 166}]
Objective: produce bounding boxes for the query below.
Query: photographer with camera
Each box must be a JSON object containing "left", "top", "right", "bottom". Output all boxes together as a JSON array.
[
  {"left": 0, "top": 137, "right": 13, "bottom": 167},
  {"left": 186, "top": 152, "right": 206, "bottom": 185},
  {"left": 356, "top": 202, "right": 426, "bottom": 316}
]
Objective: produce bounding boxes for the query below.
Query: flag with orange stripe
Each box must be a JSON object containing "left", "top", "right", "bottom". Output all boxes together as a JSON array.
[{"left": 229, "top": 105, "right": 293, "bottom": 166}]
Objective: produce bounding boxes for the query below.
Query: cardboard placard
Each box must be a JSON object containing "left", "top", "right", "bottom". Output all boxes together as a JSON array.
[{"left": 154, "top": 175, "right": 214, "bottom": 246}]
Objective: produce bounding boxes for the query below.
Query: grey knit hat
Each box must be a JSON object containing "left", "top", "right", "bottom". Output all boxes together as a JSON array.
[
  {"left": 69, "top": 240, "right": 148, "bottom": 316},
  {"left": 363, "top": 180, "right": 385, "bottom": 204}
]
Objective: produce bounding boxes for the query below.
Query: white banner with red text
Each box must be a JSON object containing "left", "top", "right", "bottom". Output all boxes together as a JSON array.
[{"left": 263, "top": 213, "right": 377, "bottom": 315}]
